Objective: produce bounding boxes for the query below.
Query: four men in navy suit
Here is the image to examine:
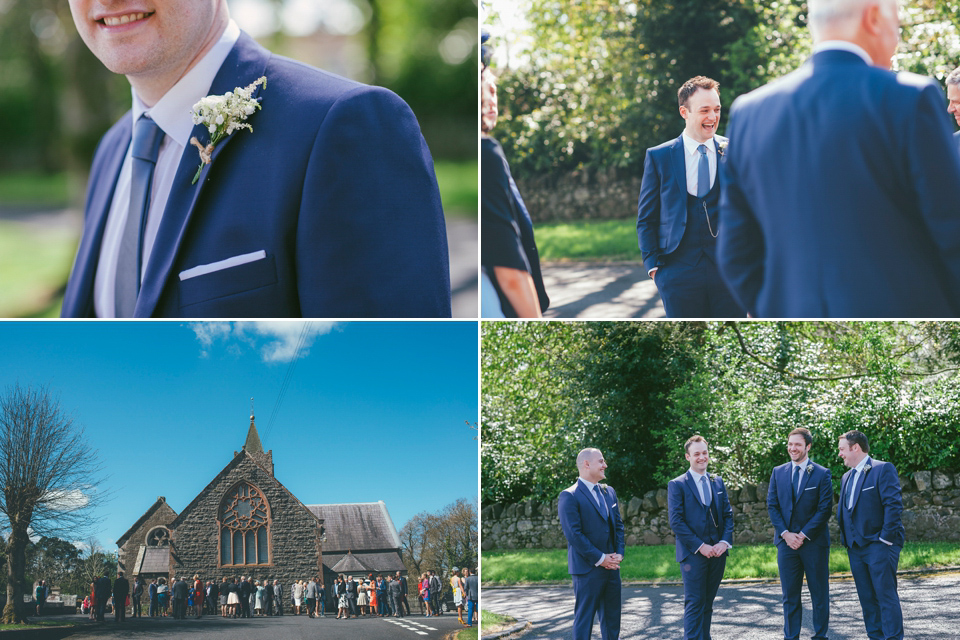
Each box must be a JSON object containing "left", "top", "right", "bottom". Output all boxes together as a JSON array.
[
  {"left": 637, "top": 77, "right": 744, "bottom": 318},
  {"left": 767, "top": 428, "right": 833, "bottom": 640},
  {"left": 558, "top": 448, "right": 625, "bottom": 640},
  {"left": 837, "top": 430, "right": 905, "bottom": 640},
  {"left": 667, "top": 436, "right": 734, "bottom": 640},
  {"left": 718, "top": 0, "right": 960, "bottom": 317}
]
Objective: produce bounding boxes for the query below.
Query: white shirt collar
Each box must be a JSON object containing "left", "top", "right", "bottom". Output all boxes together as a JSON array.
[
  {"left": 792, "top": 458, "right": 809, "bottom": 470},
  {"left": 681, "top": 131, "right": 715, "bottom": 157},
  {"left": 813, "top": 40, "right": 873, "bottom": 66},
  {"left": 578, "top": 477, "right": 599, "bottom": 492},
  {"left": 132, "top": 19, "right": 242, "bottom": 147},
  {"left": 853, "top": 455, "right": 871, "bottom": 474},
  {"left": 688, "top": 468, "right": 707, "bottom": 483}
]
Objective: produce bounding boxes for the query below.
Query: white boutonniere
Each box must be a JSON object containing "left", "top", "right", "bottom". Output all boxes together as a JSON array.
[
  {"left": 599, "top": 483, "right": 609, "bottom": 492},
  {"left": 864, "top": 464, "right": 872, "bottom": 473},
  {"left": 716, "top": 139, "right": 728, "bottom": 157},
  {"left": 806, "top": 464, "right": 814, "bottom": 475},
  {"left": 189, "top": 76, "right": 267, "bottom": 184},
  {"left": 709, "top": 474, "right": 718, "bottom": 482}
]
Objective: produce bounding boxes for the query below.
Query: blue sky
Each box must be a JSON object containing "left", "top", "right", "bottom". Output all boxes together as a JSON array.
[{"left": 0, "top": 321, "right": 478, "bottom": 551}]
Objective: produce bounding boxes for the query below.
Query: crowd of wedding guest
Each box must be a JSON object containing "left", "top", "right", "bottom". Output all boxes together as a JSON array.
[{"left": 76, "top": 567, "right": 479, "bottom": 625}]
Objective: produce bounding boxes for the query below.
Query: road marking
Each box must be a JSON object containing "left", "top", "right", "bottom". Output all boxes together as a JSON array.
[{"left": 385, "top": 618, "right": 430, "bottom": 635}]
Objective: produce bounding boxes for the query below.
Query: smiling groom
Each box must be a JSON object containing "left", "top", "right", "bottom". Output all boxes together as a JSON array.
[
  {"left": 62, "top": 0, "right": 451, "bottom": 318},
  {"left": 636, "top": 76, "right": 744, "bottom": 318}
]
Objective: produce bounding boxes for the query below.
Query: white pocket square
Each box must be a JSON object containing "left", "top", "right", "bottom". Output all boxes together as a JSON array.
[
  {"left": 862, "top": 486, "right": 875, "bottom": 492},
  {"left": 179, "top": 250, "right": 267, "bottom": 281},
  {"left": 804, "top": 487, "right": 816, "bottom": 491},
  {"left": 612, "top": 503, "right": 617, "bottom": 507}
]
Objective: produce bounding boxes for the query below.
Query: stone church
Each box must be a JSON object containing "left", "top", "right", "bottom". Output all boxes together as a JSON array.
[{"left": 115, "top": 414, "right": 405, "bottom": 590}]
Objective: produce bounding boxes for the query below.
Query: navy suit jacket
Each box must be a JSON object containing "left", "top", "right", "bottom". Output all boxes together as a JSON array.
[
  {"left": 667, "top": 471, "right": 734, "bottom": 562},
  {"left": 558, "top": 479, "right": 625, "bottom": 575},
  {"left": 767, "top": 461, "right": 832, "bottom": 548},
  {"left": 719, "top": 49, "right": 960, "bottom": 317},
  {"left": 637, "top": 135, "right": 726, "bottom": 273},
  {"left": 837, "top": 458, "right": 905, "bottom": 548},
  {"left": 62, "top": 32, "right": 450, "bottom": 318}
]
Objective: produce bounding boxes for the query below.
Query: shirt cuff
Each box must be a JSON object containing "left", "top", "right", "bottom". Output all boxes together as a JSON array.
[
  {"left": 720, "top": 541, "right": 732, "bottom": 551},
  {"left": 595, "top": 553, "right": 606, "bottom": 567},
  {"left": 648, "top": 268, "right": 657, "bottom": 277},
  {"left": 879, "top": 537, "right": 892, "bottom": 546}
]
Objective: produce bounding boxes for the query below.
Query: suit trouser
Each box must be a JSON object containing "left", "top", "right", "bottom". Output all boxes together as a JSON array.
[
  {"left": 656, "top": 258, "right": 745, "bottom": 318},
  {"left": 149, "top": 596, "right": 157, "bottom": 617},
  {"left": 115, "top": 598, "right": 126, "bottom": 621},
  {"left": 95, "top": 599, "right": 107, "bottom": 621},
  {"left": 572, "top": 566, "right": 621, "bottom": 640},
  {"left": 467, "top": 599, "right": 476, "bottom": 625},
  {"left": 847, "top": 542, "right": 903, "bottom": 640},
  {"left": 681, "top": 551, "right": 726, "bottom": 640},
  {"left": 776, "top": 541, "right": 829, "bottom": 640},
  {"left": 133, "top": 596, "right": 142, "bottom": 617}
]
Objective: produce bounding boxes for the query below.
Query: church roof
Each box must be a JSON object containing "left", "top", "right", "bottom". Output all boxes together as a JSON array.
[
  {"left": 330, "top": 551, "right": 370, "bottom": 573},
  {"left": 115, "top": 497, "right": 178, "bottom": 548},
  {"left": 325, "top": 551, "right": 405, "bottom": 574},
  {"left": 306, "top": 501, "right": 401, "bottom": 552},
  {"left": 133, "top": 547, "right": 170, "bottom": 574}
]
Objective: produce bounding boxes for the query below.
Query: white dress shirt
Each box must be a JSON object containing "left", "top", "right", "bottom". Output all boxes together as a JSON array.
[
  {"left": 680, "top": 132, "right": 717, "bottom": 197},
  {"left": 578, "top": 477, "right": 610, "bottom": 566},
  {"left": 93, "top": 20, "right": 241, "bottom": 317}
]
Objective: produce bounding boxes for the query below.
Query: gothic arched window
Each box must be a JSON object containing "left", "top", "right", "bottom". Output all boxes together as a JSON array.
[{"left": 219, "top": 483, "right": 271, "bottom": 566}]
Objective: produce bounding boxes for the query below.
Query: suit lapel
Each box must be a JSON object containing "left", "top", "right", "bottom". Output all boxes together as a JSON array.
[
  {"left": 671, "top": 135, "right": 687, "bottom": 196},
  {"left": 61, "top": 120, "right": 132, "bottom": 317},
  {"left": 684, "top": 471, "right": 705, "bottom": 508},
  {"left": 850, "top": 458, "right": 871, "bottom": 510},
  {"left": 134, "top": 32, "right": 270, "bottom": 317},
  {"left": 577, "top": 480, "right": 606, "bottom": 520},
  {"left": 778, "top": 464, "right": 794, "bottom": 520},
  {"left": 795, "top": 462, "right": 812, "bottom": 497}
]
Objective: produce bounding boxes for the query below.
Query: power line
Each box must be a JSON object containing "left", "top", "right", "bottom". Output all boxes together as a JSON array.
[{"left": 263, "top": 322, "right": 311, "bottom": 441}]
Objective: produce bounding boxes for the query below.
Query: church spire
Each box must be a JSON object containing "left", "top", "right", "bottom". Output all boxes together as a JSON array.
[{"left": 244, "top": 399, "right": 264, "bottom": 454}]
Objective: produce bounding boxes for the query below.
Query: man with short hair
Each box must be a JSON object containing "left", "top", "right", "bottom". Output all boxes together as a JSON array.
[
  {"left": 148, "top": 578, "right": 158, "bottom": 617},
  {"left": 668, "top": 435, "right": 734, "bottom": 640},
  {"left": 305, "top": 577, "right": 318, "bottom": 618},
  {"left": 113, "top": 572, "right": 130, "bottom": 622},
  {"left": 238, "top": 576, "right": 252, "bottom": 618},
  {"left": 464, "top": 568, "right": 478, "bottom": 627},
  {"left": 388, "top": 574, "right": 404, "bottom": 617},
  {"left": 61, "top": 0, "right": 450, "bottom": 319},
  {"left": 273, "top": 579, "right": 283, "bottom": 616},
  {"left": 171, "top": 576, "right": 188, "bottom": 620},
  {"left": 946, "top": 66, "right": 960, "bottom": 153},
  {"left": 132, "top": 577, "right": 144, "bottom": 617},
  {"left": 346, "top": 575, "right": 359, "bottom": 617},
  {"left": 558, "top": 447, "right": 625, "bottom": 640},
  {"left": 767, "top": 428, "right": 833, "bottom": 640},
  {"left": 637, "top": 76, "right": 744, "bottom": 318},
  {"left": 837, "top": 430, "right": 905, "bottom": 640},
  {"left": 94, "top": 574, "right": 111, "bottom": 622},
  {"left": 316, "top": 579, "right": 325, "bottom": 617},
  {"left": 395, "top": 571, "right": 411, "bottom": 615},
  {"left": 429, "top": 570, "right": 442, "bottom": 616},
  {"left": 719, "top": 0, "right": 960, "bottom": 317}
]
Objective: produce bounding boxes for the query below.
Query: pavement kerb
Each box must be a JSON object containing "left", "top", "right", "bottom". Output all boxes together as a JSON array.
[
  {"left": 480, "top": 564, "right": 960, "bottom": 590},
  {"left": 480, "top": 617, "right": 531, "bottom": 640}
]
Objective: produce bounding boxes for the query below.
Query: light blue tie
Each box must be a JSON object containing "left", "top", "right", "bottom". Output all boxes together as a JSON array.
[
  {"left": 700, "top": 476, "right": 711, "bottom": 506},
  {"left": 593, "top": 485, "right": 609, "bottom": 519},
  {"left": 697, "top": 144, "right": 710, "bottom": 198},
  {"left": 115, "top": 116, "right": 164, "bottom": 317}
]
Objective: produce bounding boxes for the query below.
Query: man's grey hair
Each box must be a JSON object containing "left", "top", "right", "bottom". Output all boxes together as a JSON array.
[
  {"left": 576, "top": 448, "right": 601, "bottom": 470},
  {"left": 947, "top": 67, "right": 960, "bottom": 87},
  {"left": 808, "top": 0, "right": 896, "bottom": 39}
]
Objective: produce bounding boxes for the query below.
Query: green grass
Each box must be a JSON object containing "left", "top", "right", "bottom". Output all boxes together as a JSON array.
[
  {"left": 535, "top": 219, "right": 640, "bottom": 262},
  {"left": 435, "top": 159, "right": 477, "bottom": 217},
  {"left": 482, "top": 542, "right": 960, "bottom": 585},
  {"left": 0, "top": 220, "right": 75, "bottom": 317},
  {"left": 481, "top": 609, "right": 517, "bottom": 634},
  {"left": 0, "top": 172, "right": 71, "bottom": 206},
  {"left": 456, "top": 625, "right": 479, "bottom": 640},
  {"left": 0, "top": 618, "right": 87, "bottom": 630}
]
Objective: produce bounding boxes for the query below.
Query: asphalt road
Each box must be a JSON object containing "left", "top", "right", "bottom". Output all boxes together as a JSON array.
[
  {"left": 541, "top": 262, "right": 665, "bottom": 319},
  {"left": 31, "top": 612, "right": 466, "bottom": 639},
  {"left": 482, "top": 572, "right": 960, "bottom": 639}
]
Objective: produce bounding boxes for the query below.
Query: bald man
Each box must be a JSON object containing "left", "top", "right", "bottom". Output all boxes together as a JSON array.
[
  {"left": 719, "top": 0, "right": 960, "bottom": 317},
  {"left": 558, "top": 448, "right": 625, "bottom": 640}
]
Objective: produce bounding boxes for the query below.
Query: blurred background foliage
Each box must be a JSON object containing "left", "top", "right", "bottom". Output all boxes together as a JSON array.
[
  {"left": 482, "top": 321, "right": 960, "bottom": 506},
  {"left": 484, "top": 0, "right": 960, "bottom": 179},
  {"left": 0, "top": 0, "right": 478, "bottom": 316}
]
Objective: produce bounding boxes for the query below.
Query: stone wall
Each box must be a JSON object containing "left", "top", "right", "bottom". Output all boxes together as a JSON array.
[
  {"left": 516, "top": 168, "right": 641, "bottom": 223},
  {"left": 480, "top": 470, "right": 960, "bottom": 551},
  {"left": 170, "top": 455, "right": 324, "bottom": 588},
  {"left": 116, "top": 498, "right": 177, "bottom": 576}
]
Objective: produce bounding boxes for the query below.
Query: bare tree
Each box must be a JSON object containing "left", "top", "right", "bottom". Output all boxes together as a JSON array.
[
  {"left": 400, "top": 499, "right": 478, "bottom": 581},
  {"left": 0, "top": 384, "right": 104, "bottom": 623}
]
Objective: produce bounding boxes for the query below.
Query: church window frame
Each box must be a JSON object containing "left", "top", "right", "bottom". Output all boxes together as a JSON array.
[
  {"left": 217, "top": 482, "right": 273, "bottom": 567},
  {"left": 145, "top": 525, "right": 171, "bottom": 547}
]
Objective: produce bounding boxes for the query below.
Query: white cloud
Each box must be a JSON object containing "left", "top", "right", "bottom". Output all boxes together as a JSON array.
[
  {"left": 43, "top": 488, "right": 91, "bottom": 511},
  {"left": 188, "top": 322, "right": 339, "bottom": 363}
]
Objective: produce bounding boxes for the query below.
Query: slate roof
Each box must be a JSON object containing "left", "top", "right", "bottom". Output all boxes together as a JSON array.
[
  {"left": 325, "top": 552, "right": 405, "bottom": 574},
  {"left": 330, "top": 552, "right": 369, "bottom": 573},
  {"left": 306, "top": 501, "right": 402, "bottom": 552},
  {"left": 133, "top": 547, "right": 170, "bottom": 574}
]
